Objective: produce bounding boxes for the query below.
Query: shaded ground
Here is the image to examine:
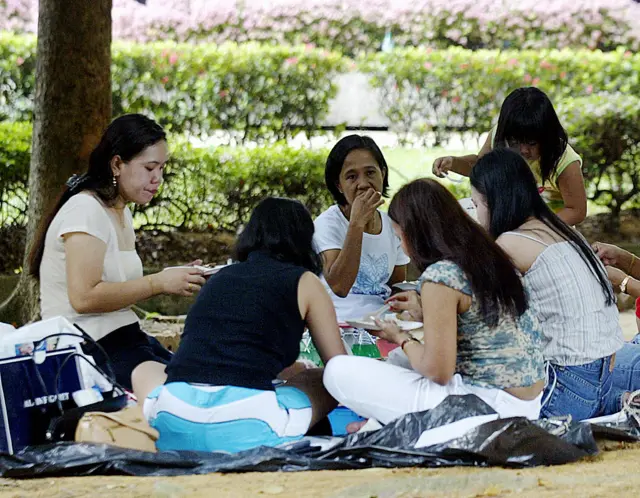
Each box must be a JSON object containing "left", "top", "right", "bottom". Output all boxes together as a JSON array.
[
  {"left": 143, "top": 310, "right": 639, "bottom": 352},
  {"left": 1, "top": 442, "right": 640, "bottom": 497}
]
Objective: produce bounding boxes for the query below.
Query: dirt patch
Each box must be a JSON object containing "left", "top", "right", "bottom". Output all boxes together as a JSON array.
[{"left": 1, "top": 443, "right": 639, "bottom": 498}]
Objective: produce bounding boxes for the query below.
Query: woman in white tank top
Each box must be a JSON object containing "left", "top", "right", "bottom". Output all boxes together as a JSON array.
[{"left": 469, "top": 148, "right": 640, "bottom": 421}]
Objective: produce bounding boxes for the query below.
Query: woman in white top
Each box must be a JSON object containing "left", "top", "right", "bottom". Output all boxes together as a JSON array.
[
  {"left": 469, "top": 148, "right": 637, "bottom": 420},
  {"left": 314, "top": 135, "right": 409, "bottom": 322},
  {"left": 28, "top": 114, "right": 206, "bottom": 389}
]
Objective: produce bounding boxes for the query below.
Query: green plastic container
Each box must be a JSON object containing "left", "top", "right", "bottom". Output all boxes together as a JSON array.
[{"left": 298, "top": 332, "right": 323, "bottom": 366}]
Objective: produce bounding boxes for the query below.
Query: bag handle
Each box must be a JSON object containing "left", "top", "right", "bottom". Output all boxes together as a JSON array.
[
  {"left": 30, "top": 329, "right": 125, "bottom": 414},
  {"left": 83, "top": 410, "right": 159, "bottom": 439}
]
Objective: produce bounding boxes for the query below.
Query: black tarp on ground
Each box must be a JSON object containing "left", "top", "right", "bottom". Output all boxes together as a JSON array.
[{"left": 0, "top": 395, "right": 637, "bottom": 478}]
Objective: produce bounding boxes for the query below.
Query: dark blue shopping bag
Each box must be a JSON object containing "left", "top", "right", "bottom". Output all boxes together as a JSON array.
[{"left": 0, "top": 348, "right": 82, "bottom": 454}]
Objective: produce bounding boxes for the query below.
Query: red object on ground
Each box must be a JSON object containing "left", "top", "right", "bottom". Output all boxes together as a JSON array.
[
  {"left": 376, "top": 338, "right": 399, "bottom": 357},
  {"left": 636, "top": 297, "right": 640, "bottom": 319}
]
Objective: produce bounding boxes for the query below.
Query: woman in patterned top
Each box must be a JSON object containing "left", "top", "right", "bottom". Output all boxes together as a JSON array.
[
  {"left": 433, "top": 87, "right": 586, "bottom": 225},
  {"left": 470, "top": 148, "right": 637, "bottom": 420},
  {"left": 323, "top": 179, "right": 545, "bottom": 424}
]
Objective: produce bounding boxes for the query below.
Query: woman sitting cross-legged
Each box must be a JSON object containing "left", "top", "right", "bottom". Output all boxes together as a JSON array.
[
  {"left": 323, "top": 179, "right": 545, "bottom": 423},
  {"left": 133, "top": 197, "right": 347, "bottom": 453},
  {"left": 470, "top": 148, "right": 633, "bottom": 420}
]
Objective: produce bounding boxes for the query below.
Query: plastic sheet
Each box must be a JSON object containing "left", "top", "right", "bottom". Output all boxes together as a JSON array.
[{"left": 1, "top": 395, "right": 637, "bottom": 478}]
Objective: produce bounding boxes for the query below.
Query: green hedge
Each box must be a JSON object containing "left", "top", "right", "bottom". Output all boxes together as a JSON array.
[
  {"left": 0, "top": 120, "right": 29, "bottom": 226},
  {"left": 4, "top": 33, "right": 639, "bottom": 148},
  {"left": 133, "top": 141, "right": 333, "bottom": 231},
  {"left": 0, "top": 122, "right": 334, "bottom": 230},
  {"left": 362, "top": 47, "right": 640, "bottom": 146},
  {"left": 559, "top": 93, "right": 640, "bottom": 221},
  {"left": 0, "top": 34, "right": 346, "bottom": 141}
]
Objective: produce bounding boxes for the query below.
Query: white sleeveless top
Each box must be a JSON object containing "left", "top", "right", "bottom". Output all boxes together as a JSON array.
[
  {"left": 40, "top": 193, "right": 143, "bottom": 341},
  {"left": 505, "top": 231, "right": 623, "bottom": 366}
]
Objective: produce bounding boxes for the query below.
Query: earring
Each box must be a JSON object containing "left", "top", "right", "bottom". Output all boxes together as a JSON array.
[{"left": 112, "top": 176, "right": 117, "bottom": 187}]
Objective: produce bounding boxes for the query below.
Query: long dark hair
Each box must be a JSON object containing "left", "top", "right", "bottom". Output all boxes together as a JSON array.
[
  {"left": 470, "top": 148, "right": 614, "bottom": 305},
  {"left": 28, "top": 114, "right": 166, "bottom": 278},
  {"left": 388, "top": 178, "right": 527, "bottom": 326},
  {"left": 234, "top": 197, "right": 322, "bottom": 275},
  {"left": 493, "top": 87, "right": 568, "bottom": 185},
  {"left": 325, "top": 134, "right": 390, "bottom": 205}
]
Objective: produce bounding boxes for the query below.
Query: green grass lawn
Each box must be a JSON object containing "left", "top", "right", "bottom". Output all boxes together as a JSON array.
[
  {"left": 383, "top": 146, "right": 610, "bottom": 215},
  {"left": 384, "top": 147, "right": 472, "bottom": 201}
]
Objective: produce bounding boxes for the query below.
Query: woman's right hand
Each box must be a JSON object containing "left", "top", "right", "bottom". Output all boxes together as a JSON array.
[
  {"left": 593, "top": 241, "right": 627, "bottom": 269},
  {"left": 432, "top": 156, "right": 453, "bottom": 178},
  {"left": 386, "top": 290, "right": 423, "bottom": 321},
  {"left": 153, "top": 268, "right": 206, "bottom": 296},
  {"left": 350, "top": 188, "right": 384, "bottom": 228}
]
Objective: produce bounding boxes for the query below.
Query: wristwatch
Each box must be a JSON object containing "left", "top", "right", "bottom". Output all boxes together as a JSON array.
[{"left": 620, "top": 275, "right": 631, "bottom": 294}]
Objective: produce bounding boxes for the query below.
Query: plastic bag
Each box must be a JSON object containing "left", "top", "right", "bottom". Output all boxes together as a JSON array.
[{"left": 0, "top": 394, "right": 637, "bottom": 478}]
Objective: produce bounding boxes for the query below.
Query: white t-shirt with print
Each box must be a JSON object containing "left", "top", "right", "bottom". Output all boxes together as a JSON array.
[
  {"left": 313, "top": 205, "right": 410, "bottom": 322},
  {"left": 40, "top": 193, "right": 143, "bottom": 341}
]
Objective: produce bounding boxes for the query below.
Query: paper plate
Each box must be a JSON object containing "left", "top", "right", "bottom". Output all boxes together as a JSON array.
[
  {"left": 345, "top": 318, "right": 423, "bottom": 331},
  {"left": 392, "top": 281, "right": 418, "bottom": 292}
]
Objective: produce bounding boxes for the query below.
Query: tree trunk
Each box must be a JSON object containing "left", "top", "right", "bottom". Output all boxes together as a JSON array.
[{"left": 0, "top": 0, "right": 113, "bottom": 325}]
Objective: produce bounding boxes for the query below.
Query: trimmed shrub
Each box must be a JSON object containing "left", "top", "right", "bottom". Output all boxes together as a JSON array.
[
  {"left": 0, "top": 35, "right": 346, "bottom": 141},
  {"left": 133, "top": 141, "right": 334, "bottom": 231},
  {"left": 361, "top": 47, "right": 640, "bottom": 146},
  {"left": 0, "top": 123, "right": 333, "bottom": 230},
  {"left": 0, "top": 120, "right": 29, "bottom": 226},
  {"left": 0, "top": 33, "right": 35, "bottom": 122},
  {"left": 112, "top": 41, "right": 346, "bottom": 140},
  {"left": 559, "top": 93, "right": 640, "bottom": 225}
]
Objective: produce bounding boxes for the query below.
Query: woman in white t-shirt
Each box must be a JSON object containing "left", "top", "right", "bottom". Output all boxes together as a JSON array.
[
  {"left": 27, "top": 114, "right": 206, "bottom": 389},
  {"left": 314, "top": 135, "right": 410, "bottom": 322}
]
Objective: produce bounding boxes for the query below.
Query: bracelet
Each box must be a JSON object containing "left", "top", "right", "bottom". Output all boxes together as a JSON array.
[
  {"left": 620, "top": 275, "right": 631, "bottom": 295},
  {"left": 629, "top": 255, "right": 637, "bottom": 276},
  {"left": 146, "top": 274, "right": 158, "bottom": 296},
  {"left": 400, "top": 337, "right": 419, "bottom": 351}
]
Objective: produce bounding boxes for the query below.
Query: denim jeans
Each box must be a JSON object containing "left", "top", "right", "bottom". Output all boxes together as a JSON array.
[
  {"left": 610, "top": 342, "right": 640, "bottom": 393},
  {"left": 541, "top": 354, "right": 625, "bottom": 420}
]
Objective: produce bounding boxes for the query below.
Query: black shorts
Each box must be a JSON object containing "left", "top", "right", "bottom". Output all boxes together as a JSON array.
[{"left": 82, "top": 322, "right": 172, "bottom": 390}]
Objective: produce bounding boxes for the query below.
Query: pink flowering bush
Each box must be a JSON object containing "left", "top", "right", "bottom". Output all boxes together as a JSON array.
[
  {"left": 2, "top": 0, "right": 639, "bottom": 54},
  {"left": 362, "top": 47, "right": 640, "bottom": 145}
]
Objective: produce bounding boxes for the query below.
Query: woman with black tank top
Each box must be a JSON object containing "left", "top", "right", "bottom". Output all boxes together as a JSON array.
[{"left": 132, "top": 197, "right": 347, "bottom": 453}]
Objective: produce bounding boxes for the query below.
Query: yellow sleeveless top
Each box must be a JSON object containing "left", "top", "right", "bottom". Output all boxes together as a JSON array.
[{"left": 489, "top": 127, "right": 582, "bottom": 212}]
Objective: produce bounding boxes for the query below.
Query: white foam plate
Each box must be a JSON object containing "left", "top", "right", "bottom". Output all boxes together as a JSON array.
[
  {"left": 392, "top": 281, "right": 418, "bottom": 292},
  {"left": 163, "top": 264, "right": 226, "bottom": 276},
  {"left": 345, "top": 316, "right": 423, "bottom": 331}
]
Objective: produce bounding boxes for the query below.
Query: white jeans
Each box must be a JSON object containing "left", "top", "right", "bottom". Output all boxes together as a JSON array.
[{"left": 323, "top": 356, "right": 541, "bottom": 424}]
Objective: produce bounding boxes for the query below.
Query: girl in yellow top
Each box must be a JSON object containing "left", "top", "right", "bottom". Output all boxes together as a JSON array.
[{"left": 433, "top": 87, "right": 587, "bottom": 226}]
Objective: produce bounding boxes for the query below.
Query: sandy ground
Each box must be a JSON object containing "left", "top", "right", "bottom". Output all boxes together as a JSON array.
[
  {"left": 0, "top": 311, "right": 637, "bottom": 497},
  {"left": 1, "top": 443, "right": 640, "bottom": 498}
]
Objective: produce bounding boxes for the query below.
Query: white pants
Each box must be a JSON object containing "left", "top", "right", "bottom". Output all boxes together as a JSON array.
[{"left": 323, "top": 356, "right": 541, "bottom": 424}]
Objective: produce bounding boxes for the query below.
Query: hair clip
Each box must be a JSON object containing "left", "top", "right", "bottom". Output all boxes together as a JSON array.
[{"left": 65, "top": 174, "right": 84, "bottom": 190}]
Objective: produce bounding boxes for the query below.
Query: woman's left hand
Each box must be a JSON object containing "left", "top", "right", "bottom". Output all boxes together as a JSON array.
[
  {"left": 370, "top": 317, "right": 409, "bottom": 345},
  {"left": 606, "top": 265, "right": 627, "bottom": 292}
]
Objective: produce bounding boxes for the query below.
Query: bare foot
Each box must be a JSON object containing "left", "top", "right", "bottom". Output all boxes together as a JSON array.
[{"left": 346, "top": 420, "right": 368, "bottom": 434}]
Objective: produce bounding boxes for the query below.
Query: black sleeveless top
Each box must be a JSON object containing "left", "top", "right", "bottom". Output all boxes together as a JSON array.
[{"left": 165, "top": 251, "right": 308, "bottom": 391}]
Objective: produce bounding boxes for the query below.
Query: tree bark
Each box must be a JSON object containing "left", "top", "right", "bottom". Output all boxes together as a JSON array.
[{"left": 0, "top": 0, "right": 113, "bottom": 325}]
